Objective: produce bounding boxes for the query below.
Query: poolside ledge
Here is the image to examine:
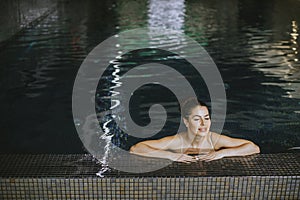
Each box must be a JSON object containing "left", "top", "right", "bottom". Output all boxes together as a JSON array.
[{"left": 0, "top": 153, "right": 299, "bottom": 199}]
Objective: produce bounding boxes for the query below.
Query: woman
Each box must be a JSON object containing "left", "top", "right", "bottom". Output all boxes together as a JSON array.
[{"left": 130, "top": 97, "right": 260, "bottom": 163}]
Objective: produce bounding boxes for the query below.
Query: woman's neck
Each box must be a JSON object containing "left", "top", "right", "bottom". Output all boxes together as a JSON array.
[{"left": 186, "top": 131, "right": 209, "bottom": 148}]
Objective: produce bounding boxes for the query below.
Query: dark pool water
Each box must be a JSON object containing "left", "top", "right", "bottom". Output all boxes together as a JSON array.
[{"left": 0, "top": 0, "right": 299, "bottom": 154}]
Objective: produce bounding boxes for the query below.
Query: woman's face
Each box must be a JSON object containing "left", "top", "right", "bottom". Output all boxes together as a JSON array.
[{"left": 183, "top": 105, "right": 211, "bottom": 137}]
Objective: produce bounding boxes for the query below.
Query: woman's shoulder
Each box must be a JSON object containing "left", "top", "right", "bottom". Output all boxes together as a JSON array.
[
  {"left": 146, "top": 132, "right": 184, "bottom": 144},
  {"left": 161, "top": 132, "right": 184, "bottom": 142},
  {"left": 210, "top": 131, "right": 235, "bottom": 143},
  {"left": 210, "top": 131, "right": 221, "bottom": 140},
  {"left": 153, "top": 132, "right": 185, "bottom": 150},
  {"left": 210, "top": 131, "right": 225, "bottom": 149},
  {"left": 210, "top": 131, "right": 254, "bottom": 149}
]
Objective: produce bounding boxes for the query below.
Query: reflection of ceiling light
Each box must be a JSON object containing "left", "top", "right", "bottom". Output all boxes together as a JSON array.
[
  {"left": 290, "top": 33, "right": 299, "bottom": 37},
  {"left": 148, "top": 0, "right": 185, "bottom": 31}
]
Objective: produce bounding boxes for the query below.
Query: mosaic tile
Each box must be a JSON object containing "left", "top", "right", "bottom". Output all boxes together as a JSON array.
[{"left": 0, "top": 154, "right": 299, "bottom": 199}]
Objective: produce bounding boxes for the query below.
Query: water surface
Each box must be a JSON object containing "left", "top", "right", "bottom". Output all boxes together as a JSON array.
[{"left": 0, "top": 0, "right": 299, "bottom": 154}]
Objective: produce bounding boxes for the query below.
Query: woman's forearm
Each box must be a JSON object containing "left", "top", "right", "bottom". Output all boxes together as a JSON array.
[
  {"left": 218, "top": 142, "right": 260, "bottom": 157},
  {"left": 129, "top": 142, "right": 178, "bottom": 160}
]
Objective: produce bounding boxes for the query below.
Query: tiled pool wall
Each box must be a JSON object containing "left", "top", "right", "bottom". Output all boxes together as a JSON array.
[
  {"left": 0, "top": 154, "right": 299, "bottom": 199},
  {"left": 1, "top": 176, "right": 299, "bottom": 200}
]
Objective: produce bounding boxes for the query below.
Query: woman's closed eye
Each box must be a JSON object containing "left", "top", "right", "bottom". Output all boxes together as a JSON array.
[{"left": 193, "top": 117, "right": 209, "bottom": 121}]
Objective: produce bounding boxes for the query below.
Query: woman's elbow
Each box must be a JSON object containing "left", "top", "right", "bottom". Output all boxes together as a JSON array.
[
  {"left": 255, "top": 144, "right": 260, "bottom": 154},
  {"left": 129, "top": 143, "right": 144, "bottom": 154},
  {"left": 129, "top": 144, "right": 137, "bottom": 153},
  {"left": 250, "top": 142, "right": 260, "bottom": 154}
]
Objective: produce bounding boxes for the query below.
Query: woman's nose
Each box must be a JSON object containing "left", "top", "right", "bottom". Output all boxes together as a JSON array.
[{"left": 199, "top": 118, "right": 204, "bottom": 126}]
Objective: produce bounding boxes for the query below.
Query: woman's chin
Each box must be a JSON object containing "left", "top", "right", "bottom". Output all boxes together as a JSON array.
[{"left": 196, "top": 131, "right": 208, "bottom": 137}]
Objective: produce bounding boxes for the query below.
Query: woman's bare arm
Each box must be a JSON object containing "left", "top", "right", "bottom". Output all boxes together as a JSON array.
[
  {"left": 198, "top": 132, "right": 260, "bottom": 161},
  {"left": 129, "top": 135, "right": 196, "bottom": 163}
]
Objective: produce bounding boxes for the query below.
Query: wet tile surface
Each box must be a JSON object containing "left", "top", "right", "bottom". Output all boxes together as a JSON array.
[{"left": 0, "top": 153, "right": 299, "bottom": 177}]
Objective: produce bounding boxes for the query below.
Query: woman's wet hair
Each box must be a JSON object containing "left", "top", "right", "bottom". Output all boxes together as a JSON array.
[{"left": 181, "top": 97, "right": 210, "bottom": 119}]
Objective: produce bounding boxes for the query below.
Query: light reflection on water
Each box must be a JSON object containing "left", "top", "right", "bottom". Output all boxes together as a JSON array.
[
  {"left": 148, "top": 0, "right": 185, "bottom": 31},
  {"left": 248, "top": 20, "right": 300, "bottom": 99},
  {"left": 0, "top": 0, "right": 299, "bottom": 155}
]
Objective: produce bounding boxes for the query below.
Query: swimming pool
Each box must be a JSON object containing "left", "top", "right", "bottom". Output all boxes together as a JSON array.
[{"left": 0, "top": 0, "right": 299, "bottom": 154}]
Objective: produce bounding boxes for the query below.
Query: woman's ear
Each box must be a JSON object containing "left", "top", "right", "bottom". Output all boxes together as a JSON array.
[{"left": 183, "top": 117, "right": 189, "bottom": 127}]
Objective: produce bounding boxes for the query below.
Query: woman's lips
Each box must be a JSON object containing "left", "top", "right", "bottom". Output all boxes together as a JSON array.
[{"left": 198, "top": 128, "right": 207, "bottom": 132}]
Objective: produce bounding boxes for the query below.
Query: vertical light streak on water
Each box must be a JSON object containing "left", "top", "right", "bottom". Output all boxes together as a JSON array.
[
  {"left": 147, "top": 0, "right": 186, "bottom": 50},
  {"left": 97, "top": 63, "right": 122, "bottom": 177},
  {"left": 96, "top": 119, "right": 113, "bottom": 177},
  {"left": 111, "top": 65, "right": 122, "bottom": 88},
  {"left": 148, "top": 0, "right": 185, "bottom": 31},
  {"left": 290, "top": 20, "right": 299, "bottom": 66},
  {"left": 286, "top": 20, "right": 299, "bottom": 99}
]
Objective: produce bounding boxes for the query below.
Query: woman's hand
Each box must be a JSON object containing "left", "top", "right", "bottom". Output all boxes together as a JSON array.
[
  {"left": 169, "top": 153, "right": 197, "bottom": 163},
  {"left": 196, "top": 151, "right": 225, "bottom": 162}
]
